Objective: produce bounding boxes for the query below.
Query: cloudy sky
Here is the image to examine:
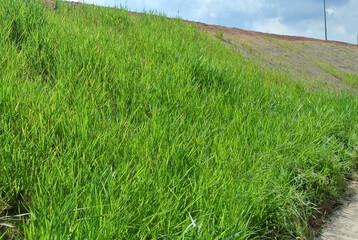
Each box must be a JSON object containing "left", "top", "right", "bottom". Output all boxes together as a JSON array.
[{"left": 70, "top": 0, "right": 357, "bottom": 44}]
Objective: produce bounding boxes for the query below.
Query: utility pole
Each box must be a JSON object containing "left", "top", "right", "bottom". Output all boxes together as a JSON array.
[{"left": 324, "top": 0, "right": 327, "bottom": 40}]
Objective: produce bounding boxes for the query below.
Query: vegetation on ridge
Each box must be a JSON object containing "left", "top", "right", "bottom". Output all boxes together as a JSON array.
[{"left": 1, "top": 0, "right": 358, "bottom": 239}]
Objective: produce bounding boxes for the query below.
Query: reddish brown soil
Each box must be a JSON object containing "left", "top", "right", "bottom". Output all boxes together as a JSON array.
[{"left": 190, "top": 21, "right": 357, "bottom": 48}]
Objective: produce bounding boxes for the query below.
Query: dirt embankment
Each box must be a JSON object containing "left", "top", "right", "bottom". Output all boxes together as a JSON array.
[
  {"left": 191, "top": 20, "right": 358, "bottom": 91},
  {"left": 192, "top": 20, "right": 357, "bottom": 47}
]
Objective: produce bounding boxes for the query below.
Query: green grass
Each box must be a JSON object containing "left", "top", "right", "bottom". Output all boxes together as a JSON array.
[
  {"left": 1, "top": 0, "right": 358, "bottom": 239},
  {"left": 315, "top": 62, "right": 358, "bottom": 88}
]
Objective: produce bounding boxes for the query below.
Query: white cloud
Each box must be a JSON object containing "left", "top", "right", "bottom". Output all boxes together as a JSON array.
[
  {"left": 252, "top": 16, "right": 327, "bottom": 40},
  {"left": 209, "top": 12, "right": 217, "bottom": 18},
  {"left": 252, "top": 17, "right": 293, "bottom": 36},
  {"left": 335, "top": 25, "right": 346, "bottom": 34},
  {"left": 326, "top": 7, "right": 336, "bottom": 15},
  {"left": 195, "top": 8, "right": 204, "bottom": 17}
]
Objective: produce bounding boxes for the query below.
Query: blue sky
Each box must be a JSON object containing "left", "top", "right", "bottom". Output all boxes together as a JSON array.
[{"left": 68, "top": 0, "right": 357, "bottom": 44}]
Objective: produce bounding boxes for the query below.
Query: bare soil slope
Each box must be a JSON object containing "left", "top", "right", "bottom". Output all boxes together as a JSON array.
[{"left": 192, "top": 21, "right": 358, "bottom": 91}]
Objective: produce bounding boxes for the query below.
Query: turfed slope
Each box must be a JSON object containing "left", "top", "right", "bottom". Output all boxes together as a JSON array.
[
  {"left": 1, "top": 1, "right": 358, "bottom": 239},
  {"left": 57, "top": 0, "right": 358, "bottom": 92}
]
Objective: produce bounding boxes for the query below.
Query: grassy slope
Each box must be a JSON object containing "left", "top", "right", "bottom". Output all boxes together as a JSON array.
[{"left": 1, "top": 0, "right": 358, "bottom": 239}]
